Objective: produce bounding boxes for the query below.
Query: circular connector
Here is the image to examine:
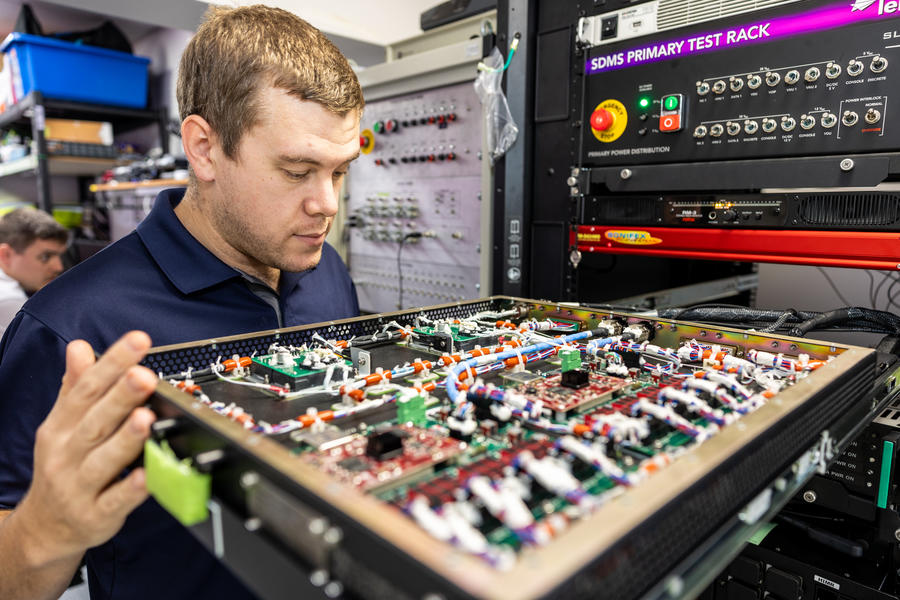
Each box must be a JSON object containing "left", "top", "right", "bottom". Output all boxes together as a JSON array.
[
  {"left": 865, "top": 108, "right": 882, "bottom": 124},
  {"left": 762, "top": 118, "right": 777, "bottom": 133},
  {"left": 842, "top": 110, "right": 859, "bottom": 126},
  {"left": 747, "top": 74, "right": 763, "bottom": 89},
  {"left": 781, "top": 116, "right": 797, "bottom": 132},
  {"left": 800, "top": 114, "right": 816, "bottom": 130},
  {"left": 693, "top": 125, "right": 708, "bottom": 138},
  {"left": 696, "top": 81, "right": 711, "bottom": 96},
  {"left": 765, "top": 71, "right": 781, "bottom": 87},
  {"left": 712, "top": 80, "right": 727, "bottom": 94},
  {"left": 820, "top": 112, "right": 837, "bottom": 128},
  {"left": 847, "top": 59, "right": 864, "bottom": 77},
  {"left": 710, "top": 123, "right": 725, "bottom": 137},
  {"left": 825, "top": 62, "right": 842, "bottom": 79},
  {"left": 805, "top": 66, "right": 821, "bottom": 82},
  {"left": 871, "top": 55, "right": 888, "bottom": 73},
  {"left": 744, "top": 120, "right": 759, "bottom": 135},
  {"left": 726, "top": 121, "right": 741, "bottom": 136},
  {"left": 729, "top": 77, "right": 744, "bottom": 93},
  {"left": 784, "top": 69, "right": 800, "bottom": 86}
]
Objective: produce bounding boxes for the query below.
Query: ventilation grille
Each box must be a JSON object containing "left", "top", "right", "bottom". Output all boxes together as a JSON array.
[
  {"left": 656, "top": 0, "right": 801, "bottom": 33},
  {"left": 144, "top": 298, "right": 501, "bottom": 375},
  {"left": 799, "top": 194, "right": 900, "bottom": 226},
  {"left": 587, "top": 197, "right": 657, "bottom": 223}
]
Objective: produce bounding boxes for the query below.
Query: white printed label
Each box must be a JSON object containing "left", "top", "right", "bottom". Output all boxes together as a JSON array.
[{"left": 813, "top": 575, "right": 840, "bottom": 590}]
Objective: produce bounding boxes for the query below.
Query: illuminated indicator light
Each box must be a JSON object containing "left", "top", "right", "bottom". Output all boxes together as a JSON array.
[
  {"left": 638, "top": 97, "right": 651, "bottom": 109},
  {"left": 663, "top": 95, "right": 679, "bottom": 111}
]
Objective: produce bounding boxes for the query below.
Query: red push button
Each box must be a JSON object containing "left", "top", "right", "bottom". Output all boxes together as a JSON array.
[
  {"left": 659, "top": 114, "right": 681, "bottom": 132},
  {"left": 359, "top": 135, "right": 369, "bottom": 148},
  {"left": 590, "top": 108, "right": 615, "bottom": 131}
]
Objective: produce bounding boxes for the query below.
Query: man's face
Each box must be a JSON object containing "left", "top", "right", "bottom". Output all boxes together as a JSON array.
[
  {"left": 208, "top": 86, "right": 360, "bottom": 275},
  {"left": 0, "top": 238, "right": 66, "bottom": 293}
]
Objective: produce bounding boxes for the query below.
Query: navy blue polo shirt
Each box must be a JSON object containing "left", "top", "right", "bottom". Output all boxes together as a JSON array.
[{"left": 0, "top": 188, "right": 358, "bottom": 599}]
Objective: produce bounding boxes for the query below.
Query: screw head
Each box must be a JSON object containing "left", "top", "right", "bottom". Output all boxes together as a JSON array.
[
  {"left": 894, "top": 528, "right": 900, "bottom": 542},
  {"left": 620, "top": 168, "right": 633, "bottom": 180},
  {"left": 803, "top": 490, "right": 817, "bottom": 503},
  {"left": 840, "top": 158, "right": 855, "bottom": 172}
]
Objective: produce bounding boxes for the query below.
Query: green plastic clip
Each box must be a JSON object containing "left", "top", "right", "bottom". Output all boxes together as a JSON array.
[{"left": 144, "top": 439, "right": 211, "bottom": 526}]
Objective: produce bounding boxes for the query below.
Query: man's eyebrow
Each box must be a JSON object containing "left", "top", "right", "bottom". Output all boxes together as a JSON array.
[{"left": 277, "top": 152, "right": 361, "bottom": 166}]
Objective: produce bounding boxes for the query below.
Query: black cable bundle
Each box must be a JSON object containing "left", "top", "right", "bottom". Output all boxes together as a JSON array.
[{"left": 658, "top": 304, "right": 900, "bottom": 337}]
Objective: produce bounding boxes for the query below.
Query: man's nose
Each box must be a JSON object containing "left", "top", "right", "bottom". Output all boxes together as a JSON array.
[
  {"left": 306, "top": 175, "right": 340, "bottom": 218},
  {"left": 50, "top": 255, "right": 64, "bottom": 274}
]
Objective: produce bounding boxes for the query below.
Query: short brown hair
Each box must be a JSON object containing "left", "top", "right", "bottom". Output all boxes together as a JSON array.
[
  {"left": 177, "top": 4, "right": 364, "bottom": 159},
  {"left": 0, "top": 208, "right": 69, "bottom": 253}
]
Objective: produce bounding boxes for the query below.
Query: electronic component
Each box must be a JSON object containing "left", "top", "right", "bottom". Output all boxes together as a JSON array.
[{"left": 146, "top": 297, "right": 879, "bottom": 600}]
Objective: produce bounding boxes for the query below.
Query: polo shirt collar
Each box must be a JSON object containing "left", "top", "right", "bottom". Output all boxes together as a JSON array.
[{"left": 137, "top": 188, "right": 241, "bottom": 294}]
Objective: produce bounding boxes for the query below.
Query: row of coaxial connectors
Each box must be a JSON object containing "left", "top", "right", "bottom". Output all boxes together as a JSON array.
[
  {"left": 696, "top": 56, "right": 888, "bottom": 96},
  {"left": 692, "top": 108, "right": 882, "bottom": 138}
]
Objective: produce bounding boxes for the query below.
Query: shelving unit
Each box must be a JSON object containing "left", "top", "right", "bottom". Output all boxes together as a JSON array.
[{"left": 0, "top": 91, "right": 169, "bottom": 211}]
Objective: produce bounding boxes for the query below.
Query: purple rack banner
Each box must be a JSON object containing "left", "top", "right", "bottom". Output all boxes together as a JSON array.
[{"left": 585, "top": 1, "right": 900, "bottom": 75}]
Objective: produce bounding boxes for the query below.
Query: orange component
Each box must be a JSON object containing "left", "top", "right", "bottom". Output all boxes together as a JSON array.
[
  {"left": 364, "top": 372, "right": 390, "bottom": 386},
  {"left": 573, "top": 423, "right": 591, "bottom": 436},
  {"left": 348, "top": 389, "right": 365, "bottom": 402},
  {"left": 297, "top": 410, "right": 336, "bottom": 427},
  {"left": 335, "top": 340, "right": 349, "bottom": 348},
  {"left": 496, "top": 320, "right": 516, "bottom": 329},
  {"left": 414, "top": 382, "right": 437, "bottom": 393},
  {"left": 762, "top": 390, "right": 776, "bottom": 399},
  {"left": 412, "top": 361, "right": 432, "bottom": 373},
  {"left": 693, "top": 372, "right": 706, "bottom": 378},
  {"left": 503, "top": 356, "right": 525, "bottom": 368},
  {"left": 806, "top": 360, "right": 827, "bottom": 370}
]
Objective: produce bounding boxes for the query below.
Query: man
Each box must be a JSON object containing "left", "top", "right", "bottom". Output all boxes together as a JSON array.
[
  {"left": 0, "top": 5, "right": 363, "bottom": 599},
  {"left": 0, "top": 207, "right": 68, "bottom": 333}
]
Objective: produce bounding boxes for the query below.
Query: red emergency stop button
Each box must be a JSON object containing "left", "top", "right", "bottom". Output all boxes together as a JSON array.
[
  {"left": 590, "top": 108, "right": 615, "bottom": 131},
  {"left": 360, "top": 135, "right": 369, "bottom": 148}
]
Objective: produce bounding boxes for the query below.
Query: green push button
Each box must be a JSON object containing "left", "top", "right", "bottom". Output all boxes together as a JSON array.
[
  {"left": 663, "top": 95, "right": 680, "bottom": 111},
  {"left": 144, "top": 439, "right": 211, "bottom": 526}
]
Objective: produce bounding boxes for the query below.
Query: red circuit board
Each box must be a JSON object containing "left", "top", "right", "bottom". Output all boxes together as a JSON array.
[
  {"left": 297, "top": 424, "right": 466, "bottom": 492},
  {"left": 397, "top": 438, "right": 556, "bottom": 508},
  {"left": 520, "top": 373, "right": 633, "bottom": 415}
]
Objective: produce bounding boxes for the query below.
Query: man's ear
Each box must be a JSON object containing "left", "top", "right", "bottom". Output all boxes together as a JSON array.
[
  {"left": 0, "top": 243, "right": 14, "bottom": 269},
  {"left": 181, "top": 115, "right": 218, "bottom": 182}
]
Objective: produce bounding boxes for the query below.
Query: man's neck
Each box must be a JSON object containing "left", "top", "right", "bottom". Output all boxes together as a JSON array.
[{"left": 174, "top": 186, "right": 280, "bottom": 290}]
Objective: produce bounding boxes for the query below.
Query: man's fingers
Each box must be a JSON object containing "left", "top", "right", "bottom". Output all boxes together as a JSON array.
[
  {"left": 79, "top": 407, "right": 155, "bottom": 492},
  {"left": 93, "top": 468, "right": 150, "bottom": 537},
  {"left": 58, "top": 340, "right": 96, "bottom": 398},
  {"left": 65, "top": 331, "right": 152, "bottom": 417},
  {"left": 74, "top": 366, "right": 157, "bottom": 448}
]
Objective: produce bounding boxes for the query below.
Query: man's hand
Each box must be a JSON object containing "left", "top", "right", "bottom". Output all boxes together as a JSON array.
[{"left": 0, "top": 331, "right": 157, "bottom": 600}]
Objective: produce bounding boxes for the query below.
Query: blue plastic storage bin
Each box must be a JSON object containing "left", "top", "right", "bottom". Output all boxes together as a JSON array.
[{"left": 1, "top": 32, "right": 150, "bottom": 108}]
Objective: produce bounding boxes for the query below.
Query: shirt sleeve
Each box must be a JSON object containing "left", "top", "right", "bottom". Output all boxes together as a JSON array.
[{"left": 0, "top": 311, "right": 69, "bottom": 509}]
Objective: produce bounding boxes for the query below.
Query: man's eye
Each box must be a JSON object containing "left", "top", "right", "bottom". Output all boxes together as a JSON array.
[
  {"left": 284, "top": 170, "right": 309, "bottom": 180},
  {"left": 333, "top": 171, "right": 348, "bottom": 179}
]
